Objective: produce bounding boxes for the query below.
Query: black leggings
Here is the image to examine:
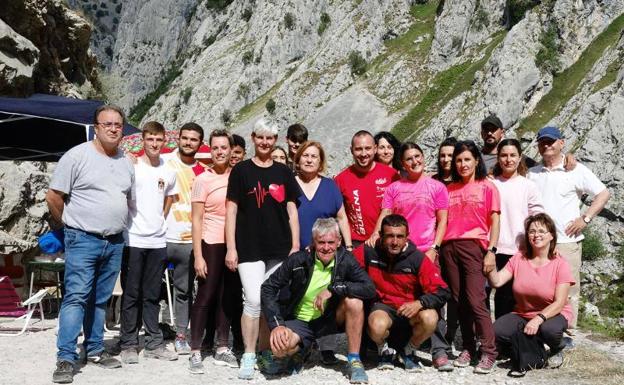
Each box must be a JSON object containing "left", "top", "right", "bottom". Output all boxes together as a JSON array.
[
  {"left": 494, "top": 313, "right": 567, "bottom": 355},
  {"left": 190, "top": 242, "right": 230, "bottom": 350}
]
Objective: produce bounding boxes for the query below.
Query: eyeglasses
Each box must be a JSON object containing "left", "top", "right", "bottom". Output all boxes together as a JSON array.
[
  {"left": 96, "top": 122, "right": 123, "bottom": 129},
  {"left": 528, "top": 229, "right": 549, "bottom": 236}
]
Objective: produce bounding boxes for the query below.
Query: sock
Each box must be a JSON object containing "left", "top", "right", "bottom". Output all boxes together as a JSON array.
[
  {"left": 347, "top": 353, "right": 361, "bottom": 363},
  {"left": 404, "top": 341, "right": 419, "bottom": 356}
]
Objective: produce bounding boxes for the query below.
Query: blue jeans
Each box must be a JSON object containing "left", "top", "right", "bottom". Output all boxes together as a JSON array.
[{"left": 56, "top": 228, "right": 124, "bottom": 363}]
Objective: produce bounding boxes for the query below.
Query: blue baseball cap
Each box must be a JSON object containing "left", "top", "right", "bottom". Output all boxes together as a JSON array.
[{"left": 536, "top": 126, "right": 563, "bottom": 141}]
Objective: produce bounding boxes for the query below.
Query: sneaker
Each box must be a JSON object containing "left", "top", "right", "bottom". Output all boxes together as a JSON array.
[
  {"left": 453, "top": 350, "right": 472, "bottom": 367},
  {"left": 399, "top": 352, "right": 424, "bottom": 372},
  {"left": 52, "top": 360, "right": 74, "bottom": 384},
  {"left": 348, "top": 359, "right": 369, "bottom": 384},
  {"left": 287, "top": 351, "right": 305, "bottom": 375},
  {"left": 257, "top": 350, "right": 283, "bottom": 375},
  {"left": 85, "top": 351, "right": 122, "bottom": 369},
  {"left": 120, "top": 348, "right": 139, "bottom": 364},
  {"left": 144, "top": 346, "right": 178, "bottom": 361},
  {"left": 376, "top": 350, "right": 395, "bottom": 370},
  {"left": 320, "top": 350, "right": 339, "bottom": 365},
  {"left": 214, "top": 348, "right": 238, "bottom": 368},
  {"left": 175, "top": 335, "right": 191, "bottom": 355},
  {"left": 189, "top": 352, "right": 205, "bottom": 374},
  {"left": 473, "top": 355, "right": 495, "bottom": 374},
  {"left": 433, "top": 355, "right": 454, "bottom": 372},
  {"left": 548, "top": 350, "right": 564, "bottom": 368},
  {"left": 238, "top": 352, "right": 256, "bottom": 380},
  {"left": 508, "top": 368, "right": 527, "bottom": 377}
]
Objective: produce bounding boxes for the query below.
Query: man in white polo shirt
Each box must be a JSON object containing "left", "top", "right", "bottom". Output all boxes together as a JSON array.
[{"left": 528, "top": 126, "right": 610, "bottom": 328}]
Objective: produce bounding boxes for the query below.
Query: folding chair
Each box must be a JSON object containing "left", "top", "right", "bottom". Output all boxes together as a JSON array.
[
  {"left": 162, "top": 263, "right": 175, "bottom": 326},
  {"left": 0, "top": 276, "right": 48, "bottom": 336}
]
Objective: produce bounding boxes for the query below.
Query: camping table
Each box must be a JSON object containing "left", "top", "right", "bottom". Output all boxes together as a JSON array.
[{"left": 26, "top": 260, "right": 65, "bottom": 312}]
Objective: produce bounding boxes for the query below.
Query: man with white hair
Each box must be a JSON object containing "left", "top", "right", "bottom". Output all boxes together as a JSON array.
[
  {"left": 225, "top": 117, "right": 301, "bottom": 379},
  {"left": 261, "top": 218, "right": 375, "bottom": 384}
]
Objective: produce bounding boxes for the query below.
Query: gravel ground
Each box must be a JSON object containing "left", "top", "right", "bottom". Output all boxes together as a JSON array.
[{"left": 1, "top": 319, "right": 623, "bottom": 385}]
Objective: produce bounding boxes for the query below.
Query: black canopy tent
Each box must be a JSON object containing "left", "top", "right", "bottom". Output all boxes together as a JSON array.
[{"left": 0, "top": 94, "right": 139, "bottom": 161}]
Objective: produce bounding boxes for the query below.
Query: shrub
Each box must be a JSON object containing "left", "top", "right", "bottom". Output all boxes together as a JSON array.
[
  {"left": 95, "top": 9, "right": 108, "bottom": 17},
  {"left": 348, "top": 51, "right": 367, "bottom": 76},
  {"left": 535, "top": 24, "right": 560, "bottom": 73},
  {"left": 205, "top": 0, "right": 233, "bottom": 10},
  {"left": 507, "top": 0, "right": 539, "bottom": 28},
  {"left": 318, "top": 12, "right": 330, "bottom": 35},
  {"left": 221, "top": 109, "right": 232, "bottom": 126},
  {"left": 180, "top": 87, "right": 193, "bottom": 104},
  {"left": 582, "top": 227, "right": 606, "bottom": 261},
  {"left": 242, "top": 50, "right": 254, "bottom": 65},
  {"left": 284, "top": 12, "right": 295, "bottom": 30},
  {"left": 265, "top": 98, "right": 276, "bottom": 114},
  {"left": 474, "top": 7, "right": 489, "bottom": 31},
  {"left": 242, "top": 8, "right": 252, "bottom": 22},
  {"left": 615, "top": 245, "right": 624, "bottom": 267},
  {"left": 237, "top": 83, "right": 250, "bottom": 100},
  {"left": 115, "top": 3, "right": 122, "bottom": 13}
]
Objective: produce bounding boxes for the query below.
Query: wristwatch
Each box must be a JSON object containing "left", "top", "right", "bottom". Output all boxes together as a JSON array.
[
  {"left": 430, "top": 244, "right": 441, "bottom": 252},
  {"left": 582, "top": 215, "right": 592, "bottom": 224},
  {"left": 488, "top": 246, "right": 497, "bottom": 254}
]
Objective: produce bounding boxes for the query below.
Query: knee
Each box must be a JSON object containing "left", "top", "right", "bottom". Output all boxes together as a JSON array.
[
  {"left": 243, "top": 296, "right": 262, "bottom": 318},
  {"left": 368, "top": 314, "right": 390, "bottom": 335},
  {"left": 344, "top": 297, "right": 363, "bottom": 313},
  {"left": 415, "top": 309, "right": 438, "bottom": 329}
]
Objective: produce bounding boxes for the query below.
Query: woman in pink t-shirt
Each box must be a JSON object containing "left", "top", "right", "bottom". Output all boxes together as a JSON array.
[
  {"left": 440, "top": 140, "right": 500, "bottom": 374},
  {"left": 490, "top": 139, "right": 544, "bottom": 319},
  {"left": 487, "top": 213, "right": 574, "bottom": 376},
  {"left": 189, "top": 130, "right": 238, "bottom": 372}
]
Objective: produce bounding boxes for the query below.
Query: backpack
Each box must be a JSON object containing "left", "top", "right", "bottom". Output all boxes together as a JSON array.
[{"left": 510, "top": 324, "right": 548, "bottom": 372}]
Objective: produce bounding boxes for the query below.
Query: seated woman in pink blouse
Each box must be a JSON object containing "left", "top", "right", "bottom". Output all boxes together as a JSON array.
[{"left": 487, "top": 213, "right": 574, "bottom": 375}]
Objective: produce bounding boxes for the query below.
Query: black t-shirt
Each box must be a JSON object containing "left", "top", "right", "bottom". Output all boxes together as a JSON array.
[{"left": 227, "top": 159, "right": 300, "bottom": 263}]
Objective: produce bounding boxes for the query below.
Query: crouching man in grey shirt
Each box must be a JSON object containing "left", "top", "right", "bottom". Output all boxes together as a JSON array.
[{"left": 47, "top": 105, "right": 134, "bottom": 384}]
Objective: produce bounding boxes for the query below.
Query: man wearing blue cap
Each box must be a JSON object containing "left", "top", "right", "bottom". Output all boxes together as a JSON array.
[{"left": 528, "top": 126, "right": 610, "bottom": 329}]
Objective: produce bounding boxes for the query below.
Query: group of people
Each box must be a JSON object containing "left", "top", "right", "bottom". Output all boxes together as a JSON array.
[{"left": 46, "top": 105, "right": 610, "bottom": 384}]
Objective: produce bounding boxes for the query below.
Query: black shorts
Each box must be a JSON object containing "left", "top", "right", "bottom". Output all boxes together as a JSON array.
[
  {"left": 284, "top": 316, "right": 339, "bottom": 351},
  {"left": 370, "top": 302, "right": 412, "bottom": 347}
]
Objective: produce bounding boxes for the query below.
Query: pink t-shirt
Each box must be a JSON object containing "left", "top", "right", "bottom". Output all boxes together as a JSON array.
[
  {"left": 191, "top": 170, "right": 230, "bottom": 244},
  {"left": 382, "top": 176, "right": 449, "bottom": 252},
  {"left": 444, "top": 179, "right": 501, "bottom": 249},
  {"left": 505, "top": 252, "right": 575, "bottom": 325}
]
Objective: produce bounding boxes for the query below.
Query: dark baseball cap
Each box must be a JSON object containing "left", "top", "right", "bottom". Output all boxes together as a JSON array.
[
  {"left": 481, "top": 114, "right": 504, "bottom": 130},
  {"left": 536, "top": 126, "right": 563, "bottom": 141}
]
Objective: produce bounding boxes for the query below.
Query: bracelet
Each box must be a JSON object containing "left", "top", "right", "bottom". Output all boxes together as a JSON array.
[
  {"left": 537, "top": 313, "right": 547, "bottom": 322},
  {"left": 345, "top": 245, "right": 353, "bottom": 250}
]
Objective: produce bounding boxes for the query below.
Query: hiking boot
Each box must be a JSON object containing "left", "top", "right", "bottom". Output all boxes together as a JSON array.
[
  {"left": 144, "top": 346, "right": 178, "bottom": 361},
  {"left": 548, "top": 350, "right": 564, "bottom": 368},
  {"left": 348, "top": 359, "right": 369, "bottom": 384},
  {"left": 214, "top": 348, "right": 238, "bottom": 368},
  {"left": 85, "top": 351, "right": 122, "bottom": 369},
  {"left": 473, "top": 355, "right": 495, "bottom": 374},
  {"left": 238, "top": 352, "right": 256, "bottom": 380},
  {"left": 257, "top": 350, "right": 283, "bottom": 375},
  {"left": 188, "top": 352, "right": 204, "bottom": 374},
  {"left": 287, "top": 351, "right": 305, "bottom": 375},
  {"left": 376, "top": 350, "right": 395, "bottom": 370},
  {"left": 52, "top": 360, "right": 74, "bottom": 384},
  {"left": 174, "top": 334, "right": 191, "bottom": 355},
  {"left": 320, "top": 350, "right": 339, "bottom": 365},
  {"left": 399, "top": 352, "right": 424, "bottom": 372},
  {"left": 508, "top": 368, "right": 527, "bottom": 377},
  {"left": 120, "top": 348, "right": 139, "bottom": 364},
  {"left": 453, "top": 350, "right": 472, "bottom": 367},
  {"left": 433, "top": 355, "right": 454, "bottom": 372}
]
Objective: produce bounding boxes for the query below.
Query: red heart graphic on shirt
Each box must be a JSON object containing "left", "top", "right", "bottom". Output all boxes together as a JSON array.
[{"left": 268, "top": 184, "right": 286, "bottom": 203}]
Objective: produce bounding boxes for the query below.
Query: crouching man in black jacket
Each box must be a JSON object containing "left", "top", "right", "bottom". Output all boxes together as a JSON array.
[{"left": 261, "top": 218, "right": 375, "bottom": 384}]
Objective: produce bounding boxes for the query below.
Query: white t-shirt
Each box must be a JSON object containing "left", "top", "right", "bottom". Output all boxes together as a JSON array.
[
  {"left": 528, "top": 159, "right": 606, "bottom": 244},
  {"left": 493, "top": 175, "right": 544, "bottom": 255},
  {"left": 126, "top": 158, "right": 178, "bottom": 248}
]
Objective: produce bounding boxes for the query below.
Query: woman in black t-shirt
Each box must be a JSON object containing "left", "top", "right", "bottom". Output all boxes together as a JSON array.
[{"left": 225, "top": 118, "right": 300, "bottom": 379}]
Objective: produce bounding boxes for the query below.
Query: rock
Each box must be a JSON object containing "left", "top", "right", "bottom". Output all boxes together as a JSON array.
[
  {"left": 584, "top": 302, "right": 601, "bottom": 319},
  {"left": 0, "top": 20, "right": 40, "bottom": 96}
]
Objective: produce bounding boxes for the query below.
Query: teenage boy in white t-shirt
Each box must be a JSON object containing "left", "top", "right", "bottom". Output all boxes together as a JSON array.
[{"left": 119, "top": 122, "right": 178, "bottom": 363}]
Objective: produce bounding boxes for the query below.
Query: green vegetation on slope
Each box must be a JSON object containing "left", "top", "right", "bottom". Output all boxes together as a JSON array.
[
  {"left": 392, "top": 32, "right": 506, "bottom": 141},
  {"left": 592, "top": 56, "right": 622, "bottom": 93},
  {"left": 129, "top": 64, "right": 182, "bottom": 126},
  {"left": 517, "top": 13, "right": 624, "bottom": 135}
]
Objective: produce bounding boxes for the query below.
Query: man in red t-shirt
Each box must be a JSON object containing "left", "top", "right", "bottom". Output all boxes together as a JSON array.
[{"left": 335, "top": 131, "right": 399, "bottom": 248}]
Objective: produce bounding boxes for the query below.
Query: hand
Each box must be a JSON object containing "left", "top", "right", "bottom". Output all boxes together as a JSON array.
[
  {"left": 563, "top": 153, "right": 577, "bottom": 171},
  {"left": 225, "top": 248, "right": 238, "bottom": 272},
  {"left": 365, "top": 232, "right": 380, "bottom": 247},
  {"left": 524, "top": 316, "right": 543, "bottom": 335},
  {"left": 565, "top": 217, "right": 587, "bottom": 237},
  {"left": 194, "top": 257, "right": 207, "bottom": 279},
  {"left": 288, "top": 246, "right": 299, "bottom": 257},
  {"left": 313, "top": 289, "right": 332, "bottom": 313},
  {"left": 424, "top": 248, "right": 438, "bottom": 263},
  {"left": 397, "top": 301, "right": 422, "bottom": 318},
  {"left": 270, "top": 326, "right": 290, "bottom": 353},
  {"left": 483, "top": 251, "right": 496, "bottom": 274}
]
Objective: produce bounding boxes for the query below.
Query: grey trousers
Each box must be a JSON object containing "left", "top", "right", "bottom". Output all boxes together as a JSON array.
[{"left": 166, "top": 242, "right": 194, "bottom": 333}]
